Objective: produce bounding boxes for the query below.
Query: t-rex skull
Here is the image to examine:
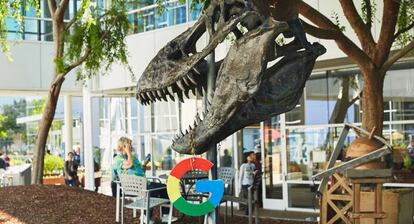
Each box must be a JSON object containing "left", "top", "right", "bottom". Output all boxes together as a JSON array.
[{"left": 136, "top": 0, "right": 326, "bottom": 154}]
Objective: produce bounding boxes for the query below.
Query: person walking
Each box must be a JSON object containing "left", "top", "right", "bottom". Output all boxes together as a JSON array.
[
  {"left": 239, "top": 151, "right": 257, "bottom": 215},
  {"left": 64, "top": 152, "right": 78, "bottom": 186}
]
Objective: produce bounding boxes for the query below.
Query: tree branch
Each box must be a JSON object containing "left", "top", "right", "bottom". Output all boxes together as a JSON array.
[
  {"left": 301, "top": 21, "right": 339, "bottom": 40},
  {"left": 339, "top": 0, "right": 375, "bottom": 50},
  {"left": 64, "top": 48, "right": 92, "bottom": 75},
  {"left": 381, "top": 40, "right": 414, "bottom": 72},
  {"left": 55, "top": 0, "right": 69, "bottom": 21},
  {"left": 65, "top": 17, "right": 77, "bottom": 32},
  {"left": 375, "top": 0, "right": 401, "bottom": 66},
  {"left": 347, "top": 90, "right": 362, "bottom": 107},
  {"left": 394, "top": 21, "right": 414, "bottom": 39},
  {"left": 47, "top": 0, "right": 57, "bottom": 16},
  {"left": 299, "top": 1, "right": 373, "bottom": 68},
  {"left": 64, "top": 14, "right": 118, "bottom": 75}
]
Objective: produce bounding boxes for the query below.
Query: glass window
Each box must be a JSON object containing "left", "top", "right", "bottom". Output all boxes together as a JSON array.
[
  {"left": 383, "top": 69, "right": 414, "bottom": 122},
  {"left": 286, "top": 125, "right": 357, "bottom": 181},
  {"left": 302, "top": 73, "right": 361, "bottom": 125},
  {"left": 287, "top": 183, "right": 319, "bottom": 209},
  {"left": 152, "top": 134, "right": 176, "bottom": 171},
  {"left": 263, "top": 116, "right": 283, "bottom": 200},
  {"left": 154, "top": 101, "right": 178, "bottom": 132},
  {"left": 218, "top": 136, "right": 234, "bottom": 168}
]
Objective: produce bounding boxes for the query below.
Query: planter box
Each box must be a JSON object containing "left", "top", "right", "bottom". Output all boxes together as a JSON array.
[
  {"left": 43, "top": 176, "right": 64, "bottom": 185},
  {"left": 360, "top": 189, "right": 414, "bottom": 224}
]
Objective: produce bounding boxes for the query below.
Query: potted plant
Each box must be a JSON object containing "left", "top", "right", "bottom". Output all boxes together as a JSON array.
[{"left": 43, "top": 154, "right": 65, "bottom": 185}]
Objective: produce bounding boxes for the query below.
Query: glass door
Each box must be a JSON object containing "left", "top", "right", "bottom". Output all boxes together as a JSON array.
[{"left": 262, "top": 115, "right": 287, "bottom": 210}]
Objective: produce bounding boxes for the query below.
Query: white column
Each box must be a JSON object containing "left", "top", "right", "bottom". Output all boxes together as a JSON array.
[
  {"left": 83, "top": 80, "right": 94, "bottom": 191},
  {"left": 64, "top": 95, "right": 73, "bottom": 158}
]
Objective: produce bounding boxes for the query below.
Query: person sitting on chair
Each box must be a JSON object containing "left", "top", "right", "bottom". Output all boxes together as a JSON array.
[{"left": 113, "top": 137, "right": 177, "bottom": 223}]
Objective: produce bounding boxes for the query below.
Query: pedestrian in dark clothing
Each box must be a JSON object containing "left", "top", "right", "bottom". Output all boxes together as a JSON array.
[
  {"left": 64, "top": 152, "right": 78, "bottom": 186},
  {"left": 0, "top": 152, "right": 6, "bottom": 170}
]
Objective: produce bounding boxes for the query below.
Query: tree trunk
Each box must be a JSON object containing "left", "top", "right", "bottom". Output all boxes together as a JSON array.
[
  {"left": 361, "top": 67, "right": 385, "bottom": 136},
  {"left": 31, "top": 76, "right": 65, "bottom": 184}
]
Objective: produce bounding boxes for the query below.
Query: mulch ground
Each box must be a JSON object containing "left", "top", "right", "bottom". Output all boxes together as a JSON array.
[{"left": 0, "top": 185, "right": 315, "bottom": 224}]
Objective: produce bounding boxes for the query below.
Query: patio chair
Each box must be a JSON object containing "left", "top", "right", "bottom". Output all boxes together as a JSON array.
[
  {"left": 220, "top": 169, "right": 262, "bottom": 224},
  {"left": 216, "top": 167, "right": 235, "bottom": 223},
  {"left": 119, "top": 174, "right": 173, "bottom": 224},
  {"left": 180, "top": 170, "right": 209, "bottom": 203},
  {"left": 0, "top": 169, "right": 5, "bottom": 187}
]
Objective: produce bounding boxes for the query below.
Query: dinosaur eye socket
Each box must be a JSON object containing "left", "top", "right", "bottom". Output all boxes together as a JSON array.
[{"left": 167, "top": 41, "right": 184, "bottom": 60}]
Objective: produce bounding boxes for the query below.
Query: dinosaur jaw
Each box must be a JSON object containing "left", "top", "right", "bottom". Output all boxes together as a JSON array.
[
  {"left": 171, "top": 43, "right": 326, "bottom": 155},
  {"left": 136, "top": 61, "right": 208, "bottom": 104}
]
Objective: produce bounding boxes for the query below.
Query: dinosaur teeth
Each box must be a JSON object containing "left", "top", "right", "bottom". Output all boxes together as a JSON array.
[
  {"left": 159, "top": 90, "right": 168, "bottom": 101},
  {"left": 137, "top": 93, "right": 144, "bottom": 103},
  {"left": 184, "top": 89, "right": 190, "bottom": 99},
  {"left": 167, "top": 86, "right": 175, "bottom": 95},
  {"left": 154, "top": 91, "right": 162, "bottom": 101},
  {"left": 194, "top": 120, "right": 197, "bottom": 127},
  {"left": 176, "top": 91, "right": 184, "bottom": 103},
  {"left": 187, "top": 73, "right": 197, "bottom": 85},
  {"left": 183, "top": 76, "right": 192, "bottom": 87},
  {"left": 197, "top": 86, "right": 203, "bottom": 96},
  {"left": 185, "top": 129, "right": 189, "bottom": 135},
  {"left": 180, "top": 130, "right": 184, "bottom": 136},
  {"left": 191, "top": 86, "right": 196, "bottom": 96},
  {"left": 196, "top": 113, "right": 201, "bottom": 123},
  {"left": 148, "top": 91, "right": 156, "bottom": 101},
  {"left": 192, "top": 67, "right": 201, "bottom": 75},
  {"left": 169, "top": 94, "right": 175, "bottom": 101},
  {"left": 142, "top": 92, "right": 149, "bottom": 101},
  {"left": 176, "top": 80, "right": 185, "bottom": 91}
]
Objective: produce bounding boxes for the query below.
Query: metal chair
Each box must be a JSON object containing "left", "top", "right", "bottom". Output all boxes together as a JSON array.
[
  {"left": 217, "top": 167, "right": 236, "bottom": 223},
  {"left": 220, "top": 169, "right": 262, "bottom": 224},
  {"left": 181, "top": 170, "right": 209, "bottom": 203},
  {"left": 119, "top": 174, "right": 173, "bottom": 224}
]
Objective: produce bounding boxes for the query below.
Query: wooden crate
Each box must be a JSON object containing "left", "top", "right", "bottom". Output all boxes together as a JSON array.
[{"left": 360, "top": 189, "right": 414, "bottom": 224}]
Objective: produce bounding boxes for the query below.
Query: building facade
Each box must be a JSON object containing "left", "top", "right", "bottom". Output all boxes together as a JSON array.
[{"left": 2, "top": 0, "right": 414, "bottom": 212}]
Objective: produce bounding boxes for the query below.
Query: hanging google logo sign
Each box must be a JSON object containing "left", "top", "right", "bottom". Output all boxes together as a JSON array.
[{"left": 166, "top": 158, "right": 224, "bottom": 216}]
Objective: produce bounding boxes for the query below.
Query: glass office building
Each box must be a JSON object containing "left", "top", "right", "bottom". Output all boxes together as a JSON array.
[{"left": 5, "top": 0, "right": 414, "bottom": 212}]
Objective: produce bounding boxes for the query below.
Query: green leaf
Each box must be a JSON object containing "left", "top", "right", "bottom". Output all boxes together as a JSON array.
[{"left": 64, "top": 0, "right": 133, "bottom": 80}]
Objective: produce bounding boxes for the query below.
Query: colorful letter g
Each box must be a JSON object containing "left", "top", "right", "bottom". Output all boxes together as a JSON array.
[{"left": 167, "top": 158, "right": 224, "bottom": 216}]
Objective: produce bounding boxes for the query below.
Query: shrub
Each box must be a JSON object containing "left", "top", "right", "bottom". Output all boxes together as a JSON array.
[
  {"left": 43, "top": 154, "right": 64, "bottom": 176},
  {"left": 10, "top": 159, "right": 23, "bottom": 166}
]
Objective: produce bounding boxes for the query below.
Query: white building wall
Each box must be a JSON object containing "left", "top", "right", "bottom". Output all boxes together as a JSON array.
[{"left": 0, "top": 41, "right": 81, "bottom": 94}]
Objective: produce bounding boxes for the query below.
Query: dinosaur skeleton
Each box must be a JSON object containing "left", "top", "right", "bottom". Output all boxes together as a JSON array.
[{"left": 136, "top": 0, "right": 326, "bottom": 155}]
